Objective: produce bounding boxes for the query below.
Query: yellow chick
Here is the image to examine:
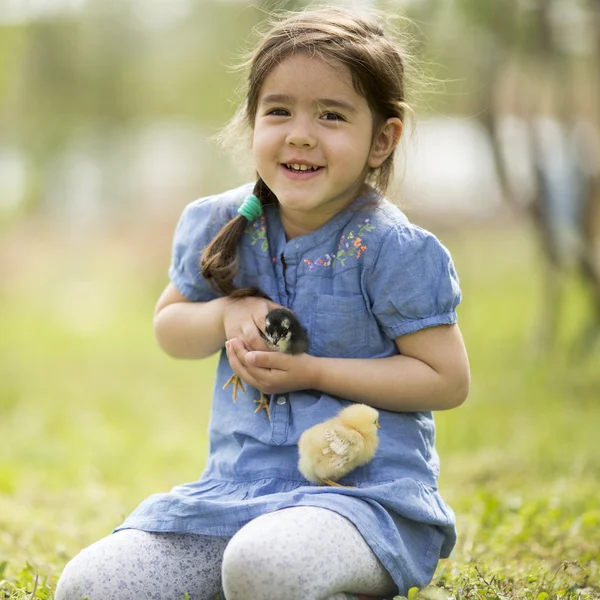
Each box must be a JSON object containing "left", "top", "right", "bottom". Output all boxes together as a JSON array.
[{"left": 298, "top": 404, "right": 380, "bottom": 487}]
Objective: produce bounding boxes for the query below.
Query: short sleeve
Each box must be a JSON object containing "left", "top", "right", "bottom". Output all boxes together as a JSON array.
[
  {"left": 366, "top": 225, "right": 461, "bottom": 339},
  {"left": 168, "top": 197, "right": 232, "bottom": 302}
]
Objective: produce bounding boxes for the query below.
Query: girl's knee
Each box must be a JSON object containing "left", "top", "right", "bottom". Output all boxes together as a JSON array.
[
  {"left": 221, "top": 530, "right": 299, "bottom": 600},
  {"left": 54, "top": 551, "right": 92, "bottom": 600},
  {"left": 221, "top": 511, "right": 322, "bottom": 600},
  {"left": 221, "top": 530, "right": 271, "bottom": 588},
  {"left": 54, "top": 531, "right": 148, "bottom": 600},
  {"left": 221, "top": 508, "right": 395, "bottom": 600}
]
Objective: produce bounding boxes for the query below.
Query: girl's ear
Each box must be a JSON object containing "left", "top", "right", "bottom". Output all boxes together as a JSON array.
[{"left": 367, "top": 118, "right": 403, "bottom": 168}]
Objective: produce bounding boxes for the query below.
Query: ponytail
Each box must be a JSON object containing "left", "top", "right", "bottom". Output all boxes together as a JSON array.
[{"left": 200, "top": 178, "right": 276, "bottom": 298}]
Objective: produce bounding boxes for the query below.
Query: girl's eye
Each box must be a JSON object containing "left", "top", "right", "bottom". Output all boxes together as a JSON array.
[
  {"left": 321, "top": 112, "right": 345, "bottom": 122},
  {"left": 267, "top": 109, "right": 290, "bottom": 117}
]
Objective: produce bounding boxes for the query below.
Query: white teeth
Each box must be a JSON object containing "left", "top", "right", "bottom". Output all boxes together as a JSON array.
[{"left": 286, "top": 163, "right": 319, "bottom": 172}]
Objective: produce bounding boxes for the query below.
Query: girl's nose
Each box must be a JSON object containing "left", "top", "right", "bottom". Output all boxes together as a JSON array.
[{"left": 285, "top": 117, "right": 317, "bottom": 148}]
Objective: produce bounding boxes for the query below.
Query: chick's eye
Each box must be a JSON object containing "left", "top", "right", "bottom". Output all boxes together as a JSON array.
[{"left": 321, "top": 112, "right": 345, "bottom": 122}]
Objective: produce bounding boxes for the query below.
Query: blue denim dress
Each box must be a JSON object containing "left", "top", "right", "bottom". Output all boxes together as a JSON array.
[{"left": 116, "top": 183, "right": 462, "bottom": 593}]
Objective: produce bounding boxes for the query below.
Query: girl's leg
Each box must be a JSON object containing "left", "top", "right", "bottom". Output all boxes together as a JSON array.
[
  {"left": 221, "top": 506, "right": 396, "bottom": 600},
  {"left": 55, "top": 528, "right": 230, "bottom": 600}
]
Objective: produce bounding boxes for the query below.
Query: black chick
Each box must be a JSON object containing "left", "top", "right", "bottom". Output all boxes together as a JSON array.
[
  {"left": 262, "top": 308, "right": 309, "bottom": 355},
  {"left": 224, "top": 308, "right": 309, "bottom": 420}
]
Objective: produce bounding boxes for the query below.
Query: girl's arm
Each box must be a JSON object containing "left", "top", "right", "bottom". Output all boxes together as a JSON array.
[
  {"left": 226, "top": 323, "right": 470, "bottom": 412},
  {"left": 154, "top": 283, "right": 275, "bottom": 359},
  {"left": 312, "top": 323, "right": 470, "bottom": 411}
]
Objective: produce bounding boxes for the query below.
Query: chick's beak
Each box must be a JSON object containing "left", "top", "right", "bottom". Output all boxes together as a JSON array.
[{"left": 376, "top": 421, "right": 381, "bottom": 429}]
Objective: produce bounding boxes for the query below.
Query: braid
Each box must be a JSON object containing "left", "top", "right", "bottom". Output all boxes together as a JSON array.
[{"left": 200, "top": 178, "right": 274, "bottom": 299}]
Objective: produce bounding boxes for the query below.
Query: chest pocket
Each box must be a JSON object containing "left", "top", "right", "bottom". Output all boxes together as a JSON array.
[{"left": 309, "top": 295, "right": 369, "bottom": 358}]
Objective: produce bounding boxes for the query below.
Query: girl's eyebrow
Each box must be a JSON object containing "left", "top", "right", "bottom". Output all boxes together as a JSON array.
[
  {"left": 315, "top": 98, "right": 357, "bottom": 114},
  {"left": 260, "top": 93, "right": 293, "bottom": 105},
  {"left": 259, "top": 93, "right": 357, "bottom": 113}
]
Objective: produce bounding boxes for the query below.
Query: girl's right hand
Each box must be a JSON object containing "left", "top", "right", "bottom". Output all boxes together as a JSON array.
[{"left": 223, "top": 296, "right": 280, "bottom": 352}]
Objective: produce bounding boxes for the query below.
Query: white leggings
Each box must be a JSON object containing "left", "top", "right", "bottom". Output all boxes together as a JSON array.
[{"left": 55, "top": 506, "right": 396, "bottom": 600}]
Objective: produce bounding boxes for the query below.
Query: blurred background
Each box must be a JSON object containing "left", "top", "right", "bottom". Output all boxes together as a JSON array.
[{"left": 1, "top": 0, "right": 599, "bottom": 595}]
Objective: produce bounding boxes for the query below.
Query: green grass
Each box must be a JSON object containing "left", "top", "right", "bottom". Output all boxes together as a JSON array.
[{"left": 0, "top": 222, "right": 599, "bottom": 599}]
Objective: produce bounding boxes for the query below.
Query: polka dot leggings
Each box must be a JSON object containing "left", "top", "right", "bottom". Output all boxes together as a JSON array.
[{"left": 55, "top": 506, "right": 397, "bottom": 600}]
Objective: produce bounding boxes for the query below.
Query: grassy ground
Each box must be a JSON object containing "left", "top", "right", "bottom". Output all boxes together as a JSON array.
[{"left": 0, "top": 220, "right": 599, "bottom": 599}]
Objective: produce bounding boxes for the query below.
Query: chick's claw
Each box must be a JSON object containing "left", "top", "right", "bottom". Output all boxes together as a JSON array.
[
  {"left": 320, "top": 478, "right": 355, "bottom": 488},
  {"left": 254, "top": 393, "right": 271, "bottom": 421},
  {"left": 223, "top": 374, "right": 245, "bottom": 402}
]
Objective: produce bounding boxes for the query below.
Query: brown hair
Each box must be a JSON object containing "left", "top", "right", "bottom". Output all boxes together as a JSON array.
[{"left": 202, "top": 8, "right": 412, "bottom": 297}]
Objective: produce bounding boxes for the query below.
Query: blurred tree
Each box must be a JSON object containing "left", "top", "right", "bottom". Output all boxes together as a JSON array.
[
  {"left": 451, "top": 0, "right": 600, "bottom": 357},
  {"left": 5, "top": 19, "right": 81, "bottom": 211},
  {"left": 0, "top": 0, "right": 259, "bottom": 218},
  {"left": 4, "top": 2, "right": 140, "bottom": 214}
]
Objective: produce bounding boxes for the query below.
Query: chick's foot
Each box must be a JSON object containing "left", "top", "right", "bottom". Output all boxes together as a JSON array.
[
  {"left": 223, "top": 374, "right": 245, "bottom": 402},
  {"left": 254, "top": 392, "right": 271, "bottom": 420},
  {"left": 320, "top": 479, "right": 356, "bottom": 488}
]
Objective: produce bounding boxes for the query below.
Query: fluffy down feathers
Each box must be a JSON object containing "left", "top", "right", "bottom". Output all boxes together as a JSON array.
[
  {"left": 262, "top": 308, "right": 309, "bottom": 355},
  {"left": 298, "top": 404, "right": 380, "bottom": 486}
]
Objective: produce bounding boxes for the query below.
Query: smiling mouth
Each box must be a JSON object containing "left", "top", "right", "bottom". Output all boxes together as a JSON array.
[{"left": 284, "top": 163, "right": 322, "bottom": 173}]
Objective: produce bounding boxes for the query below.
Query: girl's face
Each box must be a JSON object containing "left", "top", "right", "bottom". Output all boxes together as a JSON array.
[{"left": 252, "top": 53, "right": 398, "bottom": 237}]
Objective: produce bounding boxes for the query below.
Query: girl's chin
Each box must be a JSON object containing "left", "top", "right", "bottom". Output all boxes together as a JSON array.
[
  {"left": 269, "top": 187, "right": 312, "bottom": 205},
  {"left": 277, "top": 197, "right": 314, "bottom": 211}
]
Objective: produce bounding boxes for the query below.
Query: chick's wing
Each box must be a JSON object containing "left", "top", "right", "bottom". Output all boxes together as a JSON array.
[{"left": 323, "top": 425, "right": 364, "bottom": 471}]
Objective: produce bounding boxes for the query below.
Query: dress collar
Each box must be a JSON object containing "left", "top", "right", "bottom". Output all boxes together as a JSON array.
[{"left": 263, "top": 189, "right": 379, "bottom": 257}]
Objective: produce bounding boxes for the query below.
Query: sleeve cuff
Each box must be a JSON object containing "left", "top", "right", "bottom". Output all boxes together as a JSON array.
[
  {"left": 382, "top": 311, "right": 458, "bottom": 339},
  {"left": 169, "top": 267, "right": 219, "bottom": 303}
]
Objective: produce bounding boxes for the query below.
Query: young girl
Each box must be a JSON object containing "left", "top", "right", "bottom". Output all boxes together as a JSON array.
[{"left": 56, "top": 8, "right": 469, "bottom": 600}]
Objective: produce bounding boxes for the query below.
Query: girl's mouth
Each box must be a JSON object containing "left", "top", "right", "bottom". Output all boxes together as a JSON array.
[
  {"left": 284, "top": 163, "right": 321, "bottom": 172},
  {"left": 282, "top": 163, "right": 323, "bottom": 178}
]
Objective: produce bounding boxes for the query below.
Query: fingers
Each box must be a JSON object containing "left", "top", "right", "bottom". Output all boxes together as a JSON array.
[
  {"left": 226, "top": 339, "right": 311, "bottom": 396},
  {"left": 246, "top": 350, "right": 289, "bottom": 370},
  {"left": 223, "top": 296, "right": 285, "bottom": 352},
  {"left": 251, "top": 297, "right": 272, "bottom": 331},
  {"left": 245, "top": 298, "right": 284, "bottom": 351},
  {"left": 225, "top": 339, "right": 260, "bottom": 390},
  {"left": 243, "top": 322, "right": 270, "bottom": 352}
]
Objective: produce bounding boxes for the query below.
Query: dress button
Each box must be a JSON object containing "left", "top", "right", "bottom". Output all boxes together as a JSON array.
[{"left": 276, "top": 397, "right": 287, "bottom": 405}]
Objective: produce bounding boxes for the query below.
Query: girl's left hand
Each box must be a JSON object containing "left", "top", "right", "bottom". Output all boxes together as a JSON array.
[{"left": 225, "top": 337, "right": 318, "bottom": 395}]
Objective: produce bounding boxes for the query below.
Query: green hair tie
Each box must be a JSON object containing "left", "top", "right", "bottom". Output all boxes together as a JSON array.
[{"left": 237, "top": 194, "right": 263, "bottom": 222}]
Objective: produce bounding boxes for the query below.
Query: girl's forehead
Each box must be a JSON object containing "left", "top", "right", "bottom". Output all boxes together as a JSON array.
[{"left": 258, "top": 53, "right": 363, "bottom": 104}]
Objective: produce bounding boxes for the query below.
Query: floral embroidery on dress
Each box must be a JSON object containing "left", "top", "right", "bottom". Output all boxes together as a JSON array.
[
  {"left": 245, "top": 215, "right": 269, "bottom": 252},
  {"left": 303, "top": 218, "right": 375, "bottom": 270}
]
